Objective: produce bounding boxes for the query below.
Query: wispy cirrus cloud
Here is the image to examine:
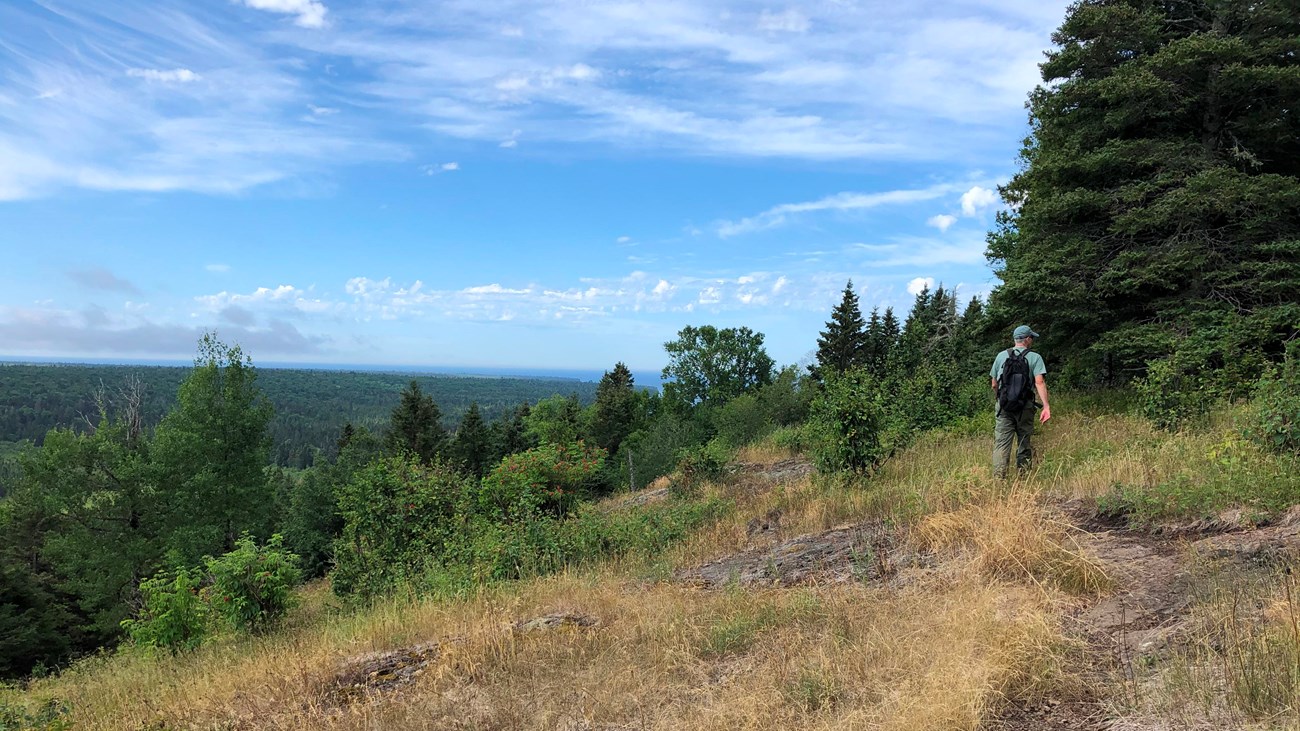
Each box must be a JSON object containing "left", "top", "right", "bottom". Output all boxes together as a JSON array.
[{"left": 716, "top": 181, "right": 977, "bottom": 238}]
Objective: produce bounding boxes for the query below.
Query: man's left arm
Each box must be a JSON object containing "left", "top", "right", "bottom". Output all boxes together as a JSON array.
[{"left": 1035, "top": 375, "right": 1051, "bottom": 423}]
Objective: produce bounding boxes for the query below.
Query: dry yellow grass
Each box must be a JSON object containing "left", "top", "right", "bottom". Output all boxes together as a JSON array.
[
  {"left": 15, "top": 398, "right": 1169, "bottom": 730},
  {"left": 22, "top": 572, "right": 1067, "bottom": 731}
]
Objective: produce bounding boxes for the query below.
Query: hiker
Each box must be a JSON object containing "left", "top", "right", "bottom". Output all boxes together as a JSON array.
[{"left": 990, "top": 325, "right": 1051, "bottom": 478}]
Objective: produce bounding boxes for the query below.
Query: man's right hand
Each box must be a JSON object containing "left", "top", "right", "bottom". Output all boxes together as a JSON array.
[{"left": 1040, "top": 405, "right": 1052, "bottom": 423}]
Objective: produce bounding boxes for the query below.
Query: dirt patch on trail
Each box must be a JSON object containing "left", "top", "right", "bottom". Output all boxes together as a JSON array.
[{"left": 676, "top": 520, "right": 932, "bottom": 588}]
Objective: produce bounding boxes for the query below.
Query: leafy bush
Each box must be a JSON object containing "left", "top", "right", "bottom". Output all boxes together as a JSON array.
[
  {"left": 807, "top": 369, "right": 885, "bottom": 474},
  {"left": 333, "top": 455, "right": 473, "bottom": 598},
  {"left": 770, "top": 423, "right": 814, "bottom": 454},
  {"left": 1136, "top": 358, "right": 1218, "bottom": 430},
  {"left": 1247, "top": 343, "right": 1300, "bottom": 457},
  {"left": 479, "top": 441, "right": 606, "bottom": 520},
  {"left": 673, "top": 439, "right": 731, "bottom": 493},
  {"left": 711, "top": 393, "right": 772, "bottom": 448},
  {"left": 204, "top": 534, "right": 302, "bottom": 633},
  {"left": 120, "top": 567, "right": 208, "bottom": 653}
]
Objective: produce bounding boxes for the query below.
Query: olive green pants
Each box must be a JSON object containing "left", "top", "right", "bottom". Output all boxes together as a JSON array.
[{"left": 992, "top": 405, "right": 1037, "bottom": 478}]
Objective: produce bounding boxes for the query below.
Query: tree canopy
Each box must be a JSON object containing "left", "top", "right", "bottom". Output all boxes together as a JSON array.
[
  {"left": 987, "top": 0, "right": 1300, "bottom": 381},
  {"left": 661, "top": 325, "right": 775, "bottom": 410}
]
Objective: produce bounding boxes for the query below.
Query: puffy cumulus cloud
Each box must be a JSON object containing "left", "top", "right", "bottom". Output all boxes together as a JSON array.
[
  {"left": 68, "top": 267, "right": 140, "bottom": 294},
  {"left": 237, "top": 0, "right": 327, "bottom": 28},
  {"left": 195, "top": 284, "right": 335, "bottom": 315},
  {"left": 960, "top": 186, "right": 999, "bottom": 216},
  {"left": 927, "top": 214, "right": 957, "bottom": 232},
  {"left": 126, "top": 68, "right": 200, "bottom": 83},
  {"left": 772, "top": 276, "right": 789, "bottom": 294},
  {"left": 697, "top": 286, "right": 722, "bottom": 305},
  {"left": 907, "top": 276, "right": 935, "bottom": 295}
]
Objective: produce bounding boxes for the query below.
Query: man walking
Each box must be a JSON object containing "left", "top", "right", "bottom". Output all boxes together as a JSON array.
[{"left": 990, "top": 325, "right": 1051, "bottom": 478}]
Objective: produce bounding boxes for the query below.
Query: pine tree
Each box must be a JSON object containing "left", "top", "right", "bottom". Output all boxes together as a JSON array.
[
  {"left": 813, "top": 281, "right": 869, "bottom": 379},
  {"left": 590, "top": 363, "right": 637, "bottom": 455},
  {"left": 451, "top": 402, "right": 492, "bottom": 477},
  {"left": 987, "top": 0, "right": 1300, "bottom": 377},
  {"left": 384, "top": 381, "right": 446, "bottom": 463}
]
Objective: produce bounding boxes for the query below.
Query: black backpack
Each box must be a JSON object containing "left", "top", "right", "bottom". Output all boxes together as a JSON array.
[{"left": 997, "top": 348, "right": 1035, "bottom": 414}]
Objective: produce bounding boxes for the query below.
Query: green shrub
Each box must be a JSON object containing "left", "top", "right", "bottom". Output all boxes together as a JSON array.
[
  {"left": 0, "top": 699, "right": 72, "bottom": 731},
  {"left": 479, "top": 441, "right": 606, "bottom": 520},
  {"left": 673, "top": 439, "right": 732, "bottom": 494},
  {"left": 770, "top": 423, "right": 814, "bottom": 454},
  {"left": 332, "top": 455, "right": 473, "bottom": 598},
  {"left": 1136, "top": 358, "right": 1218, "bottom": 430},
  {"left": 205, "top": 534, "right": 302, "bottom": 634},
  {"left": 120, "top": 567, "right": 208, "bottom": 653},
  {"left": 1247, "top": 344, "right": 1300, "bottom": 457},
  {"left": 711, "top": 393, "right": 773, "bottom": 448},
  {"left": 808, "top": 369, "right": 885, "bottom": 474}
]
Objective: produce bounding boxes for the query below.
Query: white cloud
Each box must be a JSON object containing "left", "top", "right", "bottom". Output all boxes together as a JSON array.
[
  {"left": 308, "top": 104, "right": 339, "bottom": 116},
  {"left": 127, "top": 68, "right": 200, "bottom": 83},
  {"left": 698, "top": 286, "right": 722, "bottom": 304},
  {"left": 757, "top": 9, "right": 810, "bottom": 33},
  {"left": 907, "top": 276, "right": 935, "bottom": 296},
  {"left": 237, "top": 0, "right": 328, "bottom": 29},
  {"left": 205, "top": 263, "right": 232, "bottom": 273},
  {"left": 616, "top": 236, "right": 632, "bottom": 244},
  {"left": 501, "top": 26, "right": 524, "bottom": 37},
  {"left": 651, "top": 279, "right": 674, "bottom": 297},
  {"left": 772, "top": 276, "right": 789, "bottom": 294},
  {"left": 420, "top": 162, "right": 460, "bottom": 175},
  {"left": 927, "top": 214, "right": 957, "bottom": 232},
  {"left": 717, "top": 182, "right": 967, "bottom": 237},
  {"left": 462, "top": 283, "right": 531, "bottom": 295},
  {"left": 960, "top": 186, "right": 999, "bottom": 216}
]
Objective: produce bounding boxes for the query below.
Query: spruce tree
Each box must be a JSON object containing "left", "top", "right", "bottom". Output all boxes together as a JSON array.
[
  {"left": 590, "top": 362, "right": 637, "bottom": 454},
  {"left": 987, "top": 0, "right": 1300, "bottom": 377},
  {"left": 813, "top": 281, "right": 869, "bottom": 379},
  {"left": 451, "top": 402, "right": 492, "bottom": 477},
  {"left": 384, "top": 381, "right": 446, "bottom": 463}
]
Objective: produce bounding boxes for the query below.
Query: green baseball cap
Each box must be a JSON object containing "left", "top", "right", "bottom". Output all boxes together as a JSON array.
[{"left": 1013, "top": 325, "right": 1039, "bottom": 339}]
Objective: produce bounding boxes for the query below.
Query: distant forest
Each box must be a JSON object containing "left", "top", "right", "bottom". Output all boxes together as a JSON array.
[{"left": 0, "top": 364, "right": 599, "bottom": 470}]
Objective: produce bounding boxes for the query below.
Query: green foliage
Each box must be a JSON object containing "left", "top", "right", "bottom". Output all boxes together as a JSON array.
[
  {"left": 1099, "top": 434, "right": 1300, "bottom": 525},
  {"left": 711, "top": 367, "right": 812, "bottom": 449},
  {"left": 987, "top": 0, "right": 1300, "bottom": 380},
  {"left": 0, "top": 363, "right": 598, "bottom": 469},
  {"left": 333, "top": 455, "right": 473, "bottom": 599},
  {"left": 120, "top": 568, "right": 208, "bottom": 654},
  {"left": 1247, "top": 343, "right": 1300, "bottom": 457},
  {"left": 807, "top": 370, "right": 885, "bottom": 474},
  {"left": 450, "top": 402, "right": 492, "bottom": 478},
  {"left": 204, "top": 534, "right": 302, "bottom": 634},
  {"left": 384, "top": 381, "right": 447, "bottom": 463},
  {"left": 152, "top": 333, "right": 275, "bottom": 565},
  {"left": 522, "top": 394, "right": 585, "bottom": 446},
  {"left": 770, "top": 423, "right": 814, "bottom": 455},
  {"left": 0, "top": 562, "right": 74, "bottom": 679},
  {"left": 673, "top": 440, "right": 732, "bottom": 493},
  {"left": 479, "top": 441, "right": 606, "bottom": 520},
  {"left": 812, "top": 281, "right": 868, "bottom": 379},
  {"left": 616, "top": 409, "right": 705, "bottom": 491},
  {"left": 589, "top": 363, "right": 639, "bottom": 455},
  {"left": 1135, "top": 358, "right": 1218, "bottom": 431},
  {"left": 0, "top": 698, "right": 72, "bottom": 731},
  {"left": 662, "top": 325, "right": 775, "bottom": 410}
]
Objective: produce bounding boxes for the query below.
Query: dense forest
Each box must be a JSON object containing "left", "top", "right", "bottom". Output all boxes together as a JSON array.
[
  {"left": 0, "top": 364, "right": 599, "bottom": 474},
  {"left": 1, "top": 0, "right": 1297, "bottom": 701}
]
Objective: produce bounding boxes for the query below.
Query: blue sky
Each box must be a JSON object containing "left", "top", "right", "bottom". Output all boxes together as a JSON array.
[{"left": 0, "top": 0, "right": 1069, "bottom": 373}]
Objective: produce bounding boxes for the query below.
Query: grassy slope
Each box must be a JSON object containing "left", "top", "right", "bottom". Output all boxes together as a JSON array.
[{"left": 9, "top": 394, "right": 1299, "bottom": 730}]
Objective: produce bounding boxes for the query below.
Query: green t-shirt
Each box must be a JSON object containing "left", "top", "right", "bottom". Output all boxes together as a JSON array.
[{"left": 990, "top": 346, "right": 1047, "bottom": 381}]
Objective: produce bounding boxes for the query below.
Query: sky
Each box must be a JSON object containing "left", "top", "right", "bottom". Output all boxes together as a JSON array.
[{"left": 0, "top": 0, "right": 1071, "bottom": 374}]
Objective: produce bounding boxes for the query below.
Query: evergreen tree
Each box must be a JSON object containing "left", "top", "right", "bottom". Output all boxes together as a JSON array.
[
  {"left": 589, "top": 363, "right": 637, "bottom": 455},
  {"left": 491, "top": 402, "right": 535, "bottom": 465},
  {"left": 879, "top": 307, "right": 900, "bottom": 375},
  {"left": 813, "top": 281, "right": 869, "bottom": 380},
  {"left": 987, "top": 0, "right": 1300, "bottom": 377},
  {"left": 451, "top": 402, "right": 492, "bottom": 477},
  {"left": 384, "top": 380, "right": 446, "bottom": 463}
]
